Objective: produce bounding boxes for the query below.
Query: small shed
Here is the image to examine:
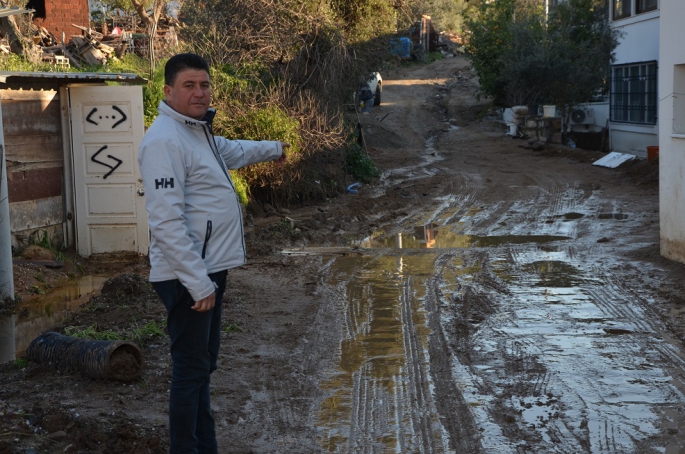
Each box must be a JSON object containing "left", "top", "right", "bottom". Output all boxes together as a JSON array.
[{"left": 0, "top": 71, "right": 150, "bottom": 299}]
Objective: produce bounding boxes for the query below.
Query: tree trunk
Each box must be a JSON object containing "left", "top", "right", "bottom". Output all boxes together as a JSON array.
[
  {"left": 0, "top": 15, "right": 38, "bottom": 63},
  {"left": 148, "top": 0, "right": 166, "bottom": 78},
  {"left": 131, "top": 0, "right": 153, "bottom": 30}
]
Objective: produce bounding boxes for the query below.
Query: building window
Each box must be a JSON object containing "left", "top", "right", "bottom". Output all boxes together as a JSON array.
[
  {"left": 611, "top": 62, "right": 657, "bottom": 125},
  {"left": 636, "top": 0, "right": 658, "bottom": 13},
  {"left": 613, "top": 0, "right": 632, "bottom": 19},
  {"left": 613, "top": 0, "right": 658, "bottom": 19}
]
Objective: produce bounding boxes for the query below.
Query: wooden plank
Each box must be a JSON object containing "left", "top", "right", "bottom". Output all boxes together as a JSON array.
[
  {"left": 9, "top": 196, "right": 63, "bottom": 232},
  {"left": 60, "top": 44, "right": 83, "bottom": 70},
  {"left": 4, "top": 134, "right": 63, "bottom": 163},
  {"left": 72, "top": 23, "right": 103, "bottom": 40},
  {"left": 8, "top": 167, "right": 63, "bottom": 203},
  {"left": 1, "top": 99, "right": 62, "bottom": 135},
  {"left": 80, "top": 47, "right": 105, "bottom": 65},
  {"left": 0, "top": 89, "right": 58, "bottom": 101}
]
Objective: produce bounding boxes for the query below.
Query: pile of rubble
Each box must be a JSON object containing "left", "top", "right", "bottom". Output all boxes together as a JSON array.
[
  {"left": 40, "top": 25, "right": 117, "bottom": 68},
  {"left": 2, "top": 14, "right": 178, "bottom": 68}
]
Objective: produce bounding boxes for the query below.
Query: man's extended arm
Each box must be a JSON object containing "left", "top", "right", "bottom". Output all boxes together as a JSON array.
[{"left": 215, "top": 138, "right": 287, "bottom": 169}]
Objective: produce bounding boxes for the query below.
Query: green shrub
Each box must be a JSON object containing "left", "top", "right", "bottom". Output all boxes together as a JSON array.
[
  {"left": 30, "top": 229, "right": 64, "bottom": 261},
  {"left": 12, "top": 358, "right": 28, "bottom": 369},
  {"left": 228, "top": 106, "right": 300, "bottom": 151},
  {"left": 464, "top": 0, "right": 619, "bottom": 108},
  {"left": 345, "top": 143, "right": 380, "bottom": 183},
  {"left": 0, "top": 53, "right": 58, "bottom": 72},
  {"left": 221, "top": 105, "right": 301, "bottom": 193},
  {"left": 231, "top": 171, "right": 250, "bottom": 205},
  {"left": 425, "top": 51, "right": 445, "bottom": 63},
  {"left": 64, "top": 324, "right": 119, "bottom": 340}
]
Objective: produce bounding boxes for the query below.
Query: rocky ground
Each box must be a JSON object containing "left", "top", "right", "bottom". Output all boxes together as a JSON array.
[{"left": 1, "top": 53, "right": 680, "bottom": 454}]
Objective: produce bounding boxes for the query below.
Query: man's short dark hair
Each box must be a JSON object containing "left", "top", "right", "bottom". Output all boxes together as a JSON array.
[{"left": 165, "top": 53, "right": 210, "bottom": 86}]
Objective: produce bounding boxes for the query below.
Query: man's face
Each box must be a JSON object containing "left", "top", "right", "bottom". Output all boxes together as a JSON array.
[{"left": 164, "top": 68, "right": 211, "bottom": 120}]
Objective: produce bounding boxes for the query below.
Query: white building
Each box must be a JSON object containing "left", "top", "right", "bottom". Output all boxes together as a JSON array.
[
  {"left": 601, "top": 0, "right": 660, "bottom": 156},
  {"left": 658, "top": 0, "right": 685, "bottom": 263}
]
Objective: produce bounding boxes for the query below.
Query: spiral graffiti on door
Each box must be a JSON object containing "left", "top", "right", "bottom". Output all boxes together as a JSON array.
[{"left": 90, "top": 145, "right": 123, "bottom": 179}]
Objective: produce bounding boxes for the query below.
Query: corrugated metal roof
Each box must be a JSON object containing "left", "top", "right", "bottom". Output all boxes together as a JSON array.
[
  {"left": 0, "top": 71, "right": 147, "bottom": 85},
  {"left": 0, "top": 6, "right": 34, "bottom": 18}
]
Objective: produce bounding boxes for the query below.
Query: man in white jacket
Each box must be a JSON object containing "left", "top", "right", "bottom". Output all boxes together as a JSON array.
[{"left": 138, "top": 53, "right": 288, "bottom": 454}]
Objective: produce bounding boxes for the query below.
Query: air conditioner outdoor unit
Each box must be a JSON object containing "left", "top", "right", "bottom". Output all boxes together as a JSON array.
[{"left": 570, "top": 107, "right": 594, "bottom": 125}]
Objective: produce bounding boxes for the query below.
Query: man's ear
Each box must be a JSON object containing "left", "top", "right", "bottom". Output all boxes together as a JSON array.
[{"left": 163, "top": 85, "right": 172, "bottom": 99}]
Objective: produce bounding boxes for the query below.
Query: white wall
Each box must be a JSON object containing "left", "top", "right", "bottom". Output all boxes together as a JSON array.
[
  {"left": 610, "top": 10, "right": 660, "bottom": 155},
  {"left": 659, "top": 0, "right": 685, "bottom": 263},
  {"left": 613, "top": 11, "right": 660, "bottom": 65}
]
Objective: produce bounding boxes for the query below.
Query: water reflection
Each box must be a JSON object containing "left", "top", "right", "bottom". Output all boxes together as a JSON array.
[
  {"left": 317, "top": 254, "right": 454, "bottom": 452},
  {"left": 0, "top": 275, "right": 108, "bottom": 363},
  {"left": 358, "top": 224, "right": 569, "bottom": 250},
  {"left": 523, "top": 260, "right": 595, "bottom": 287},
  {"left": 314, "top": 215, "right": 682, "bottom": 452}
]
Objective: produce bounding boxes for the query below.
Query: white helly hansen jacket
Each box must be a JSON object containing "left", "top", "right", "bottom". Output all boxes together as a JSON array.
[{"left": 138, "top": 101, "right": 283, "bottom": 301}]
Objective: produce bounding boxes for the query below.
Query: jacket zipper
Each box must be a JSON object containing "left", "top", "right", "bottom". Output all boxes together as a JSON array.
[
  {"left": 202, "top": 124, "right": 232, "bottom": 183},
  {"left": 200, "top": 123, "right": 248, "bottom": 262},
  {"left": 201, "top": 219, "right": 213, "bottom": 259}
]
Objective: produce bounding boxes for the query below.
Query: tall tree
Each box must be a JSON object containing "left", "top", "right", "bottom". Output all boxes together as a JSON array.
[{"left": 464, "top": 0, "right": 619, "bottom": 113}]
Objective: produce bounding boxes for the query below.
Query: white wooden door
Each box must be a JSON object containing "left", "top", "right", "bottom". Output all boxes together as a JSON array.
[{"left": 69, "top": 85, "right": 148, "bottom": 257}]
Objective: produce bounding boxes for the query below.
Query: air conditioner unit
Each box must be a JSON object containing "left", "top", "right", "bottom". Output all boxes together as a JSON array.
[{"left": 570, "top": 107, "right": 595, "bottom": 125}]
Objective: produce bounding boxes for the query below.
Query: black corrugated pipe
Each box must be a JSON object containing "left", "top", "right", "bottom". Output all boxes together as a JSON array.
[{"left": 26, "top": 331, "right": 144, "bottom": 381}]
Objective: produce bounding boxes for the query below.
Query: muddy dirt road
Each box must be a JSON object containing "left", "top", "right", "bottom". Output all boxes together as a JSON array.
[{"left": 3, "top": 54, "right": 685, "bottom": 454}]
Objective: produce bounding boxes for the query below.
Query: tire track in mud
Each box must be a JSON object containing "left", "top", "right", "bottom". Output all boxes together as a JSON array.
[
  {"left": 397, "top": 277, "right": 438, "bottom": 453},
  {"left": 425, "top": 253, "right": 487, "bottom": 452},
  {"left": 306, "top": 56, "right": 680, "bottom": 453},
  {"left": 314, "top": 253, "right": 483, "bottom": 453},
  {"left": 440, "top": 238, "right": 685, "bottom": 452},
  {"left": 391, "top": 163, "right": 685, "bottom": 453}
]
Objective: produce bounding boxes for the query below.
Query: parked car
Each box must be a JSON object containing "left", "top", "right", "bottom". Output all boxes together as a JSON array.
[
  {"left": 367, "top": 72, "right": 382, "bottom": 106},
  {"left": 354, "top": 72, "right": 383, "bottom": 109}
]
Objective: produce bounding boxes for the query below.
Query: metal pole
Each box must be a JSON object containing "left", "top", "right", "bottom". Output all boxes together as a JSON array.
[{"left": 0, "top": 100, "right": 14, "bottom": 302}]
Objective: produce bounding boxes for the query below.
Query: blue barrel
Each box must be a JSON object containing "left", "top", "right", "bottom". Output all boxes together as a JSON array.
[{"left": 390, "top": 37, "right": 411, "bottom": 59}]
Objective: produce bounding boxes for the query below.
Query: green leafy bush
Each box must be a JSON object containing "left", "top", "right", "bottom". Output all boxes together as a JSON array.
[
  {"left": 228, "top": 106, "right": 300, "bottom": 150},
  {"left": 345, "top": 143, "right": 379, "bottom": 183},
  {"left": 0, "top": 53, "right": 58, "bottom": 72},
  {"left": 417, "top": 0, "right": 469, "bottom": 33},
  {"left": 464, "top": 0, "right": 619, "bottom": 108},
  {"left": 231, "top": 171, "right": 250, "bottom": 205}
]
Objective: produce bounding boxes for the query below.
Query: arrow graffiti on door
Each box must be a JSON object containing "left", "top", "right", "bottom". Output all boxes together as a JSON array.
[
  {"left": 91, "top": 145, "right": 123, "bottom": 179},
  {"left": 85, "top": 106, "right": 128, "bottom": 129}
]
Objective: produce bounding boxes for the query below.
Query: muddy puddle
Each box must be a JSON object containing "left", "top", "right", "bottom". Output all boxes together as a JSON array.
[
  {"left": 303, "top": 209, "right": 685, "bottom": 452},
  {"left": 0, "top": 275, "right": 108, "bottom": 362},
  {"left": 316, "top": 252, "right": 453, "bottom": 452}
]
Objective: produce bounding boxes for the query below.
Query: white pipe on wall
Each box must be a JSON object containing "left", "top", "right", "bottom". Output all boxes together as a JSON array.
[{"left": 0, "top": 100, "right": 14, "bottom": 302}]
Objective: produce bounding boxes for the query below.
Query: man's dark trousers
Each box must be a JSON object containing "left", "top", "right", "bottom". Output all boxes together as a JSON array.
[{"left": 153, "top": 270, "right": 228, "bottom": 454}]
